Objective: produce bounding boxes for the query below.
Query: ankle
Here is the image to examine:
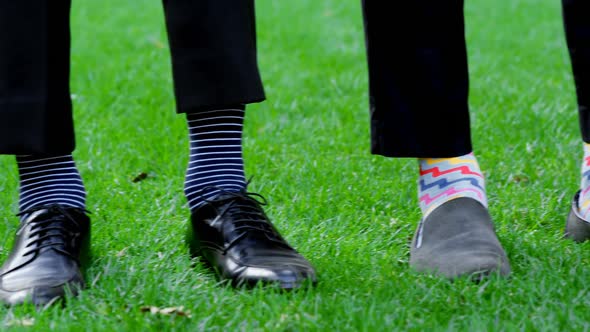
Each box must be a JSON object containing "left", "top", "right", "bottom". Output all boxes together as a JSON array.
[{"left": 418, "top": 152, "right": 487, "bottom": 217}]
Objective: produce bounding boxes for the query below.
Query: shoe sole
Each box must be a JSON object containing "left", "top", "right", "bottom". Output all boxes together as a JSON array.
[
  {"left": 188, "top": 246, "right": 317, "bottom": 290},
  {"left": 0, "top": 276, "right": 85, "bottom": 307}
]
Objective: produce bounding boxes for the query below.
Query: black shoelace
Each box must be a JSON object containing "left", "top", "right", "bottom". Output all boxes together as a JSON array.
[
  {"left": 200, "top": 188, "right": 291, "bottom": 253},
  {"left": 16, "top": 205, "right": 86, "bottom": 261}
]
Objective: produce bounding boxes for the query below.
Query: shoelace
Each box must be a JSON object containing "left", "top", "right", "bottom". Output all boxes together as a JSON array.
[
  {"left": 200, "top": 187, "right": 291, "bottom": 253},
  {"left": 16, "top": 205, "right": 86, "bottom": 261}
]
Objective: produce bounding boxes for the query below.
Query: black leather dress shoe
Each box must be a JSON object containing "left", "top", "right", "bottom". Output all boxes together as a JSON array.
[
  {"left": 0, "top": 205, "right": 90, "bottom": 306},
  {"left": 187, "top": 190, "right": 317, "bottom": 289}
]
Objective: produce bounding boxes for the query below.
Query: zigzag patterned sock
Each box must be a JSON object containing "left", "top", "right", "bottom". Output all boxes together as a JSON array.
[
  {"left": 418, "top": 152, "right": 487, "bottom": 218},
  {"left": 578, "top": 143, "right": 590, "bottom": 219}
]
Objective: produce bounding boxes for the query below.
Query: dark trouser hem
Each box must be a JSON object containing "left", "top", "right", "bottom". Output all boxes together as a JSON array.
[
  {"left": 184, "top": 104, "right": 247, "bottom": 114},
  {"left": 0, "top": 100, "right": 75, "bottom": 155},
  {"left": 176, "top": 97, "right": 265, "bottom": 114},
  {"left": 362, "top": 1, "right": 472, "bottom": 158},
  {"left": 580, "top": 106, "right": 590, "bottom": 143},
  {"left": 370, "top": 119, "right": 472, "bottom": 158},
  {"left": 169, "top": 51, "right": 266, "bottom": 114}
]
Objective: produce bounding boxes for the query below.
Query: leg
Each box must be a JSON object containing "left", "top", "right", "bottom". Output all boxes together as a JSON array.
[
  {"left": 0, "top": 1, "right": 90, "bottom": 306},
  {"left": 162, "top": 0, "right": 263, "bottom": 206},
  {"left": 162, "top": 0, "right": 316, "bottom": 289},
  {"left": 0, "top": 1, "right": 75, "bottom": 155},
  {"left": 361, "top": 0, "right": 510, "bottom": 279},
  {"left": 562, "top": 0, "right": 590, "bottom": 141},
  {"left": 561, "top": 0, "right": 590, "bottom": 240},
  {"left": 162, "top": 0, "right": 265, "bottom": 112},
  {"left": 362, "top": 1, "right": 471, "bottom": 158}
]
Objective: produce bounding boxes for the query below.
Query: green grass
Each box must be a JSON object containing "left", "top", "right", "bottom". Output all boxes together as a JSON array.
[{"left": 0, "top": 0, "right": 588, "bottom": 330}]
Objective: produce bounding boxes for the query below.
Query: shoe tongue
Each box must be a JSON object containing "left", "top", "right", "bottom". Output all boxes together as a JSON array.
[{"left": 42, "top": 229, "right": 68, "bottom": 253}]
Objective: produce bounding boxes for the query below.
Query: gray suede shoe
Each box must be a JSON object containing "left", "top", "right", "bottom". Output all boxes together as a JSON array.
[
  {"left": 410, "top": 198, "right": 511, "bottom": 280},
  {"left": 565, "top": 190, "right": 590, "bottom": 243}
]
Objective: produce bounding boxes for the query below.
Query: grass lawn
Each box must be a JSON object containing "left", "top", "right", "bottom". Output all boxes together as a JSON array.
[{"left": 0, "top": 0, "right": 588, "bottom": 330}]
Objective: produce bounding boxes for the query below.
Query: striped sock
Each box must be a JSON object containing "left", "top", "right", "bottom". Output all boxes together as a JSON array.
[
  {"left": 184, "top": 108, "right": 247, "bottom": 212},
  {"left": 418, "top": 152, "right": 487, "bottom": 218},
  {"left": 16, "top": 155, "right": 87, "bottom": 218},
  {"left": 578, "top": 143, "right": 590, "bottom": 219}
]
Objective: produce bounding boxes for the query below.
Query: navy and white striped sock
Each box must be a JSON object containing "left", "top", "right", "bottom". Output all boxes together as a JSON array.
[
  {"left": 16, "top": 155, "right": 87, "bottom": 217},
  {"left": 184, "top": 108, "right": 247, "bottom": 212}
]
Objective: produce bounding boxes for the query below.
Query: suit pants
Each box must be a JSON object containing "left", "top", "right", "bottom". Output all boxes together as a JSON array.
[
  {"left": 0, "top": 0, "right": 265, "bottom": 155},
  {"left": 362, "top": 0, "right": 590, "bottom": 158}
]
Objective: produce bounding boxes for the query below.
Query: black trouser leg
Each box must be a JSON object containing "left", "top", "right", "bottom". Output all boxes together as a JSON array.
[
  {"left": 361, "top": 0, "right": 471, "bottom": 158},
  {"left": 562, "top": 0, "right": 590, "bottom": 142},
  {"left": 0, "top": 1, "right": 74, "bottom": 155},
  {"left": 162, "top": 0, "right": 266, "bottom": 113}
]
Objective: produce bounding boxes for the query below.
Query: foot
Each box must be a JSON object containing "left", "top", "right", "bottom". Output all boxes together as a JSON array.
[
  {"left": 409, "top": 198, "right": 510, "bottom": 280},
  {"left": 0, "top": 205, "right": 91, "bottom": 306},
  {"left": 187, "top": 190, "right": 317, "bottom": 289},
  {"left": 565, "top": 190, "right": 590, "bottom": 242}
]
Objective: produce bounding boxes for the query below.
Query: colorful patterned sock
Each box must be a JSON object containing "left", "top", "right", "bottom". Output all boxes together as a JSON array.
[
  {"left": 578, "top": 143, "right": 590, "bottom": 219},
  {"left": 418, "top": 152, "right": 487, "bottom": 218}
]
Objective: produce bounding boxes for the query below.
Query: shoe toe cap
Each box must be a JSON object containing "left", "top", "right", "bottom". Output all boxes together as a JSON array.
[
  {"left": 0, "top": 275, "right": 84, "bottom": 306},
  {"left": 230, "top": 255, "right": 317, "bottom": 289},
  {"left": 412, "top": 249, "right": 510, "bottom": 279},
  {"left": 0, "top": 254, "right": 84, "bottom": 306}
]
